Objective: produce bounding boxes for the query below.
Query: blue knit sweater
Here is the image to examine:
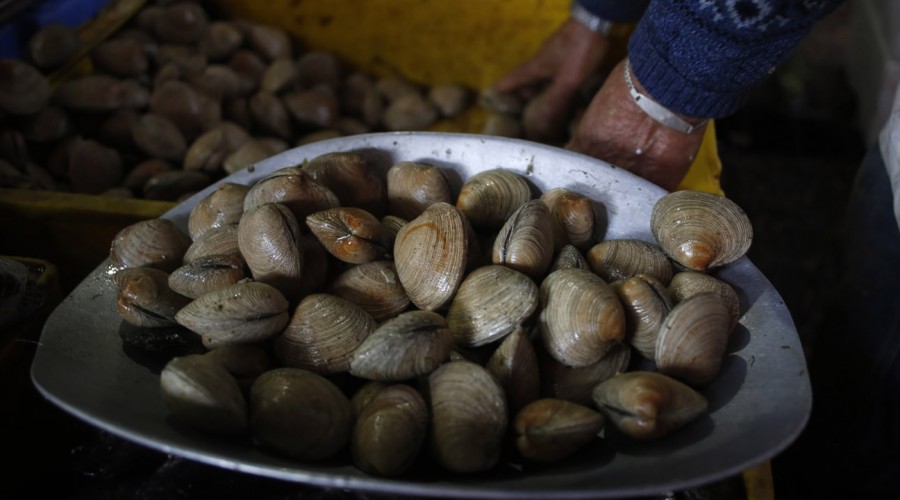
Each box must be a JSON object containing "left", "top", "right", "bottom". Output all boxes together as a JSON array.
[{"left": 578, "top": 0, "right": 845, "bottom": 118}]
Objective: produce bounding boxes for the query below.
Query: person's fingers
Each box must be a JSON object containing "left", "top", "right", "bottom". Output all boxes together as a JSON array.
[{"left": 493, "top": 59, "right": 552, "bottom": 95}]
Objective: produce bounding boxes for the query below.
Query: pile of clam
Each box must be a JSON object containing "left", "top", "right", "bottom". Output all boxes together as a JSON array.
[
  {"left": 0, "top": 1, "right": 470, "bottom": 199},
  {"left": 109, "top": 150, "right": 752, "bottom": 478}
]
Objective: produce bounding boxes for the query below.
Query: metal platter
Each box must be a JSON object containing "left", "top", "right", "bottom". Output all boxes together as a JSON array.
[{"left": 31, "top": 132, "right": 810, "bottom": 499}]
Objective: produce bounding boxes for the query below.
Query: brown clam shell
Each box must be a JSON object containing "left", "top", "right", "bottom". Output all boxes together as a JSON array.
[
  {"left": 486, "top": 326, "right": 540, "bottom": 416},
  {"left": 655, "top": 292, "right": 732, "bottom": 386},
  {"left": 586, "top": 239, "right": 673, "bottom": 286},
  {"left": 385, "top": 161, "right": 453, "bottom": 220},
  {"left": 237, "top": 203, "right": 305, "bottom": 299},
  {"left": 303, "top": 152, "right": 386, "bottom": 216},
  {"left": 167, "top": 253, "right": 247, "bottom": 299},
  {"left": 492, "top": 199, "right": 555, "bottom": 279},
  {"left": 351, "top": 384, "right": 428, "bottom": 477},
  {"left": 243, "top": 166, "right": 340, "bottom": 222},
  {"left": 110, "top": 218, "right": 191, "bottom": 273},
  {"left": 456, "top": 168, "right": 532, "bottom": 230},
  {"left": 114, "top": 267, "right": 190, "bottom": 328},
  {"left": 306, "top": 207, "right": 388, "bottom": 264},
  {"left": 514, "top": 398, "right": 605, "bottom": 463},
  {"left": 188, "top": 182, "right": 250, "bottom": 240},
  {"left": 328, "top": 260, "right": 410, "bottom": 322},
  {"left": 348, "top": 310, "right": 453, "bottom": 381},
  {"left": 160, "top": 354, "right": 248, "bottom": 435}
]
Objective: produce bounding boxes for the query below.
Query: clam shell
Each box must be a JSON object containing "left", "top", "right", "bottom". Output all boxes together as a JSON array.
[
  {"left": 383, "top": 92, "right": 439, "bottom": 131},
  {"left": 167, "top": 253, "right": 247, "bottom": 299},
  {"left": 223, "top": 138, "right": 288, "bottom": 174},
  {"left": 393, "top": 202, "right": 468, "bottom": 311},
  {"left": 203, "top": 344, "right": 270, "bottom": 379},
  {"left": 183, "top": 224, "right": 241, "bottom": 263},
  {"left": 27, "top": 24, "right": 79, "bottom": 72},
  {"left": 612, "top": 274, "right": 673, "bottom": 360},
  {"left": 550, "top": 244, "right": 590, "bottom": 273},
  {"left": 586, "top": 239, "right": 673, "bottom": 285},
  {"left": 238, "top": 203, "right": 305, "bottom": 298},
  {"left": 428, "top": 84, "right": 469, "bottom": 118},
  {"left": 306, "top": 207, "right": 388, "bottom": 264},
  {"left": 385, "top": 161, "right": 453, "bottom": 220},
  {"left": 447, "top": 265, "right": 539, "bottom": 347},
  {"left": 188, "top": 182, "right": 249, "bottom": 240},
  {"left": 201, "top": 21, "right": 244, "bottom": 61},
  {"left": 160, "top": 354, "right": 247, "bottom": 435},
  {"left": 540, "top": 188, "right": 596, "bottom": 251},
  {"left": 0, "top": 59, "right": 51, "bottom": 114},
  {"left": 428, "top": 360, "right": 508, "bottom": 473},
  {"left": 538, "top": 268, "right": 625, "bottom": 367},
  {"left": 348, "top": 310, "right": 453, "bottom": 381},
  {"left": 655, "top": 292, "right": 732, "bottom": 386},
  {"left": 668, "top": 271, "right": 741, "bottom": 331},
  {"left": 174, "top": 281, "right": 290, "bottom": 347},
  {"left": 350, "top": 381, "right": 389, "bottom": 419},
  {"left": 303, "top": 152, "right": 386, "bottom": 216},
  {"left": 249, "top": 91, "right": 292, "bottom": 139},
  {"left": 297, "top": 50, "right": 342, "bottom": 89},
  {"left": 456, "top": 168, "right": 532, "bottom": 230},
  {"left": 485, "top": 326, "right": 540, "bottom": 416},
  {"left": 352, "top": 384, "right": 428, "bottom": 477},
  {"left": 261, "top": 57, "right": 299, "bottom": 94},
  {"left": 538, "top": 341, "right": 631, "bottom": 406},
  {"left": 514, "top": 398, "right": 605, "bottom": 462},
  {"left": 143, "top": 170, "right": 210, "bottom": 201},
  {"left": 250, "top": 368, "right": 351, "bottom": 461},
  {"left": 245, "top": 23, "right": 292, "bottom": 61},
  {"left": 275, "top": 293, "right": 376, "bottom": 374},
  {"left": 592, "top": 371, "right": 708, "bottom": 440},
  {"left": 651, "top": 190, "right": 753, "bottom": 271},
  {"left": 114, "top": 267, "right": 190, "bottom": 328},
  {"left": 110, "top": 218, "right": 191, "bottom": 273},
  {"left": 243, "top": 166, "right": 340, "bottom": 222},
  {"left": 283, "top": 87, "right": 340, "bottom": 129},
  {"left": 492, "top": 199, "right": 555, "bottom": 279},
  {"left": 328, "top": 260, "right": 410, "bottom": 322}
]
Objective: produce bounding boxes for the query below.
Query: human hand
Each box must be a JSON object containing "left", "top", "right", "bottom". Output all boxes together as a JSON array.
[
  {"left": 491, "top": 19, "right": 610, "bottom": 137},
  {"left": 567, "top": 59, "right": 707, "bottom": 191}
]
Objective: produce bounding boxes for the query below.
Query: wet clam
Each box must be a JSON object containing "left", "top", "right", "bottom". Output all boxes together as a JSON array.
[
  {"left": 492, "top": 199, "right": 555, "bottom": 279},
  {"left": 612, "top": 274, "right": 673, "bottom": 360},
  {"left": 668, "top": 271, "right": 741, "bottom": 330},
  {"left": 167, "top": 253, "right": 246, "bottom": 299},
  {"left": 550, "top": 244, "right": 590, "bottom": 272},
  {"left": 586, "top": 239, "right": 673, "bottom": 285},
  {"left": 447, "top": 265, "right": 539, "bottom": 347},
  {"left": 352, "top": 384, "right": 428, "bottom": 477},
  {"left": 328, "top": 260, "right": 410, "bottom": 322},
  {"left": 174, "top": 280, "right": 290, "bottom": 348},
  {"left": 303, "top": 152, "right": 385, "bottom": 216},
  {"left": 385, "top": 161, "right": 453, "bottom": 220},
  {"left": 250, "top": 367, "right": 351, "bottom": 461},
  {"left": 110, "top": 218, "right": 191, "bottom": 272},
  {"left": 428, "top": 360, "right": 508, "bottom": 473},
  {"left": 183, "top": 224, "right": 241, "bottom": 263},
  {"left": 222, "top": 138, "right": 288, "bottom": 174},
  {"left": 131, "top": 113, "right": 188, "bottom": 162},
  {"left": 349, "top": 310, "right": 453, "bottom": 381},
  {"left": 245, "top": 22, "right": 292, "bottom": 61},
  {"left": 486, "top": 326, "right": 540, "bottom": 416},
  {"left": 538, "top": 268, "right": 625, "bottom": 367},
  {"left": 238, "top": 203, "right": 305, "bottom": 298},
  {"left": 456, "top": 168, "right": 532, "bottom": 230},
  {"left": 275, "top": 293, "right": 376, "bottom": 374},
  {"left": 539, "top": 341, "right": 631, "bottom": 406},
  {"left": 592, "top": 371, "right": 708, "bottom": 440},
  {"left": 655, "top": 292, "right": 732, "bottom": 386},
  {"left": 187, "top": 182, "right": 249, "bottom": 240},
  {"left": 242, "top": 166, "right": 340, "bottom": 221},
  {"left": 200, "top": 21, "right": 244, "bottom": 61},
  {"left": 651, "top": 190, "right": 753, "bottom": 271},
  {"left": 203, "top": 344, "right": 271, "bottom": 380},
  {"left": 514, "top": 398, "right": 605, "bottom": 462},
  {"left": 283, "top": 87, "right": 340, "bottom": 129},
  {"left": 114, "top": 267, "right": 190, "bottom": 328},
  {"left": 306, "top": 207, "right": 388, "bottom": 264},
  {"left": 393, "top": 202, "right": 469, "bottom": 311},
  {"left": 540, "top": 188, "right": 596, "bottom": 251},
  {"left": 260, "top": 57, "right": 299, "bottom": 94},
  {"left": 350, "top": 380, "right": 389, "bottom": 419},
  {"left": 160, "top": 353, "right": 248, "bottom": 435}
]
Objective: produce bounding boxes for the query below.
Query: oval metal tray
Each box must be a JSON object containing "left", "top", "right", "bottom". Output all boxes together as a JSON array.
[{"left": 31, "top": 132, "right": 809, "bottom": 499}]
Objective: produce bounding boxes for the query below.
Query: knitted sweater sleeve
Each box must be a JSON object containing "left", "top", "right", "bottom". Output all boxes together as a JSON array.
[
  {"left": 576, "top": 0, "right": 649, "bottom": 23},
  {"left": 626, "top": 0, "right": 846, "bottom": 118}
]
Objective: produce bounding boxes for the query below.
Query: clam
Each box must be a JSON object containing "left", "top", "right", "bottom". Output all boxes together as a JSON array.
[
  {"left": 349, "top": 310, "right": 453, "bottom": 382},
  {"left": 479, "top": 87, "right": 523, "bottom": 115},
  {"left": 538, "top": 268, "right": 625, "bottom": 367},
  {"left": 228, "top": 49, "right": 266, "bottom": 95},
  {"left": 242, "top": 166, "right": 340, "bottom": 221},
  {"left": 297, "top": 50, "right": 342, "bottom": 89},
  {"left": 586, "top": 239, "right": 673, "bottom": 285},
  {"left": 514, "top": 398, "right": 605, "bottom": 462},
  {"left": 124, "top": 159, "right": 173, "bottom": 193},
  {"left": 456, "top": 168, "right": 532, "bottom": 230},
  {"left": 383, "top": 92, "right": 439, "bottom": 131},
  {"left": 153, "top": 1, "right": 208, "bottom": 44},
  {"left": 375, "top": 75, "right": 418, "bottom": 102},
  {"left": 668, "top": 271, "right": 741, "bottom": 330},
  {"left": 261, "top": 57, "right": 299, "bottom": 94},
  {"left": 539, "top": 341, "right": 631, "bottom": 406},
  {"left": 522, "top": 88, "right": 567, "bottom": 143},
  {"left": 303, "top": 152, "right": 386, "bottom": 216},
  {"left": 27, "top": 24, "right": 79, "bottom": 71},
  {"left": 393, "top": 202, "right": 468, "bottom": 311},
  {"left": 174, "top": 281, "right": 290, "bottom": 348},
  {"left": 168, "top": 253, "right": 247, "bottom": 299},
  {"left": 486, "top": 326, "right": 540, "bottom": 416},
  {"left": 68, "top": 138, "right": 123, "bottom": 195},
  {"left": 386, "top": 161, "right": 453, "bottom": 220},
  {"left": 245, "top": 22, "right": 292, "bottom": 61},
  {"left": 110, "top": 218, "right": 191, "bottom": 272},
  {"left": 160, "top": 353, "right": 248, "bottom": 435},
  {"left": 238, "top": 203, "right": 305, "bottom": 299},
  {"left": 283, "top": 87, "right": 340, "bottom": 129},
  {"left": 550, "top": 244, "right": 590, "bottom": 272},
  {"left": 131, "top": 113, "right": 188, "bottom": 162},
  {"left": 306, "top": 207, "right": 388, "bottom": 264},
  {"left": 651, "top": 190, "right": 753, "bottom": 271},
  {"left": 183, "top": 224, "right": 241, "bottom": 263},
  {"left": 612, "top": 274, "right": 673, "bottom": 360},
  {"left": 428, "top": 360, "right": 508, "bottom": 473},
  {"left": 275, "top": 293, "right": 376, "bottom": 374},
  {"left": 18, "top": 105, "right": 70, "bottom": 143},
  {"left": 249, "top": 91, "right": 292, "bottom": 139},
  {"left": 328, "top": 260, "right": 410, "bottom": 322},
  {"left": 91, "top": 38, "right": 149, "bottom": 77},
  {"left": 222, "top": 138, "right": 288, "bottom": 174},
  {"left": 540, "top": 188, "right": 596, "bottom": 250},
  {"left": 492, "top": 199, "right": 555, "bottom": 279},
  {"left": 352, "top": 384, "right": 428, "bottom": 477},
  {"left": 99, "top": 108, "right": 140, "bottom": 151},
  {"left": 447, "top": 265, "right": 539, "bottom": 347},
  {"left": 55, "top": 75, "right": 144, "bottom": 112},
  {"left": 144, "top": 171, "right": 211, "bottom": 201},
  {"left": 592, "top": 371, "right": 708, "bottom": 440},
  {"left": 380, "top": 215, "right": 407, "bottom": 249},
  {"left": 428, "top": 84, "right": 469, "bottom": 118},
  {"left": 350, "top": 381, "right": 388, "bottom": 419},
  {"left": 148, "top": 80, "right": 208, "bottom": 140},
  {"left": 655, "top": 292, "right": 732, "bottom": 386},
  {"left": 188, "top": 182, "right": 250, "bottom": 240},
  {"left": 295, "top": 234, "right": 331, "bottom": 298},
  {"left": 250, "top": 367, "right": 351, "bottom": 460},
  {"left": 114, "top": 267, "right": 190, "bottom": 328},
  {"left": 200, "top": 21, "right": 244, "bottom": 61},
  {"left": 0, "top": 60, "right": 51, "bottom": 116},
  {"left": 482, "top": 113, "right": 521, "bottom": 138},
  {"left": 341, "top": 71, "right": 376, "bottom": 117},
  {"left": 188, "top": 64, "right": 243, "bottom": 101},
  {"left": 203, "top": 344, "right": 271, "bottom": 379}
]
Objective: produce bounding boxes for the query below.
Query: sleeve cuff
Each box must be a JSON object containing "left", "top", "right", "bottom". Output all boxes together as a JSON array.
[{"left": 575, "top": 0, "right": 648, "bottom": 24}]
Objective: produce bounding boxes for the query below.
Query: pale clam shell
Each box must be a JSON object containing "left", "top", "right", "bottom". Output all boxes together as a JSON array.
[
  {"left": 187, "top": 181, "right": 249, "bottom": 240},
  {"left": 485, "top": 326, "right": 540, "bottom": 416},
  {"left": 160, "top": 354, "right": 247, "bottom": 435},
  {"left": 250, "top": 368, "right": 351, "bottom": 461},
  {"left": 540, "top": 187, "right": 596, "bottom": 251},
  {"left": 109, "top": 218, "right": 191, "bottom": 272},
  {"left": 348, "top": 310, "right": 453, "bottom": 381},
  {"left": 242, "top": 166, "right": 340, "bottom": 222},
  {"left": 612, "top": 274, "right": 673, "bottom": 360},
  {"left": 492, "top": 199, "right": 555, "bottom": 279},
  {"left": 306, "top": 207, "right": 388, "bottom": 264},
  {"left": 655, "top": 292, "right": 732, "bottom": 386},
  {"left": 249, "top": 91, "right": 292, "bottom": 139},
  {"left": 447, "top": 265, "right": 539, "bottom": 347},
  {"left": 393, "top": 202, "right": 468, "bottom": 311},
  {"left": 667, "top": 271, "right": 741, "bottom": 331},
  {"left": 592, "top": 371, "right": 708, "bottom": 440},
  {"left": 275, "top": 293, "right": 376, "bottom": 374},
  {"left": 428, "top": 360, "right": 508, "bottom": 473},
  {"left": 385, "top": 161, "right": 453, "bottom": 220},
  {"left": 586, "top": 239, "right": 673, "bottom": 285},
  {"left": 456, "top": 168, "right": 532, "bottom": 230},
  {"left": 328, "top": 260, "right": 410, "bottom": 322},
  {"left": 538, "top": 268, "right": 625, "bottom": 367},
  {"left": 351, "top": 384, "right": 428, "bottom": 477},
  {"left": 167, "top": 253, "right": 246, "bottom": 299},
  {"left": 550, "top": 244, "right": 590, "bottom": 273},
  {"left": 238, "top": 203, "right": 305, "bottom": 298},
  {"left": 514, "top": 398, "right": 605, "bottom": 463},
  {"left": 303, "top": 152, "right": 385, "bottom": 216},
  {"left": 183, "top": 223, "right": 241, "bottom": 263},
  {"left": 114, "top": 267, "right": 190, "bottom": 328},
  {"left": 651, "top": 190, "right": 753, "bottom": 271},
  {"left": 174, "top": 281, "right": 289, "bottom": 347}
]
